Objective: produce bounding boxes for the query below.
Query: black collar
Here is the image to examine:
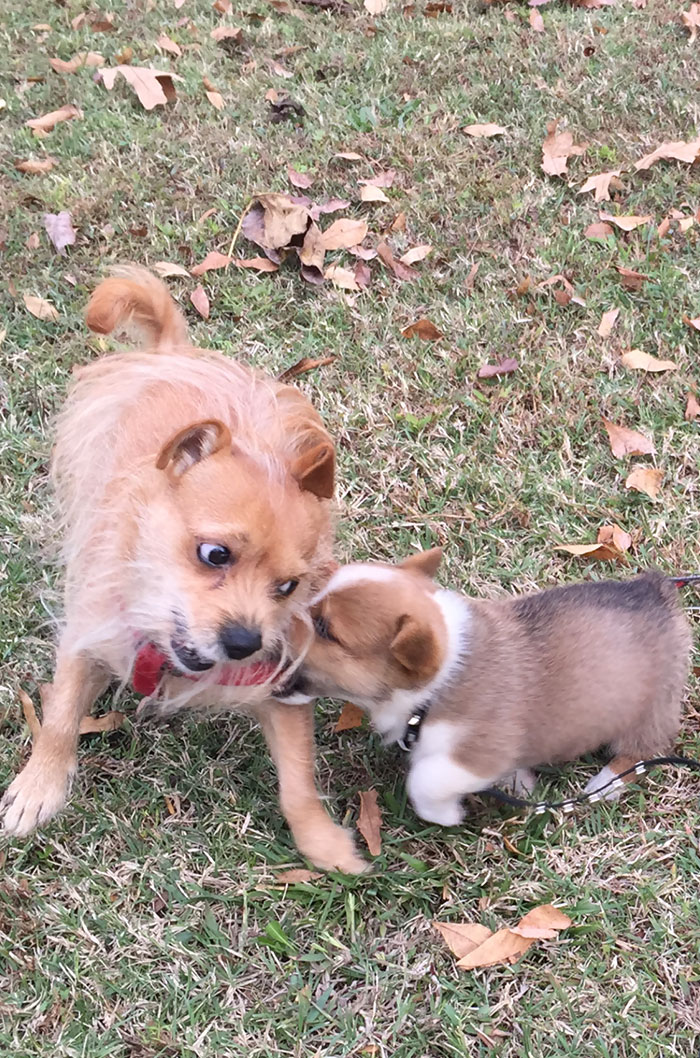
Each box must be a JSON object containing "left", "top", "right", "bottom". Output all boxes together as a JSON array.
[{"left": 397, "top": 702, "right": 430, "bottom": 752}]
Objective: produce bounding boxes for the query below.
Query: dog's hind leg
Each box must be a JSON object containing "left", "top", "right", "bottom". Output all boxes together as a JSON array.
[
  {"left": 259, "top": 701, "right": 368, "bottom": 874},
  {"left": 1, "top": 651, "right": 108, "bottom": 837}
]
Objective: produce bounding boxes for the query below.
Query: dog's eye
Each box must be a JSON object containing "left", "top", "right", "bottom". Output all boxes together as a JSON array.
[
  {"left": 276, "top": 579, "right": 299, "bottom": 598},
  {"left": 313, "top": 613, "right": 338, "bottom": 643},
  {"left": 197, "top": 543, "right": 232, "bottom": 568}
]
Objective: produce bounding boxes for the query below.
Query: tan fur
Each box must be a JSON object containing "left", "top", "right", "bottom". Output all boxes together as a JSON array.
[
  {"left": 288, "top": 559, "right": 690, "bottom": 817},
  {"left": 1, "top": 266, "right": 364, "bottom": 873}
]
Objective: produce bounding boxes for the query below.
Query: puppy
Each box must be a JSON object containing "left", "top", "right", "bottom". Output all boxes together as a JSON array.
[
  {"left": 1, "top": 266, "right": 365, "bottom": 873},
  {"left": 277, "top": 550, "right": 690, "bottom": 826}
]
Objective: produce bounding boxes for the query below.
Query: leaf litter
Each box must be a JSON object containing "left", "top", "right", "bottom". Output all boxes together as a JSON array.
[
  {"left": 602, "top": 417, "right": 654, "bottom": 458},
  {"left": 435, "top": 904, "right": 572, "bottom": 971},
  {"left": 99, "top": 66, "right": 183, "bottom": 109},
  {"left": 43, "top": 211, "right": 76, "bottom": 255},
  {"left": 625, "top": 466, "right": 663, "bottom": 499},
  {"left": 357, "top": 789, "right": 382, "bottom": 856}
]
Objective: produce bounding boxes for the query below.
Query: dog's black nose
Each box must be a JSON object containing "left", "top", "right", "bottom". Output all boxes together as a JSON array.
[{"left": 219, "top": 623, "right": 263, "bottom": 660}]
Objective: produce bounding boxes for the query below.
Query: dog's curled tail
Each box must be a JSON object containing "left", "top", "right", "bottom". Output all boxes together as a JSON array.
[{"left": 86, "top": 265, "right": 189, "bottom": 353}]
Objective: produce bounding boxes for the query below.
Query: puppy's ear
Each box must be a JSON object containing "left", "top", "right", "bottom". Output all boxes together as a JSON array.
[
  {"left": 399, "top": 548, "right": 443, "bottom": 579},
  {"left": 291, "top": 441, "right": 335, "bottom": 500},
  {"left": 156, "top": 419, "right": 231, "bottom": 479},
  {"left": 390, "top": 614, "right": 441, "bottom": 681}
]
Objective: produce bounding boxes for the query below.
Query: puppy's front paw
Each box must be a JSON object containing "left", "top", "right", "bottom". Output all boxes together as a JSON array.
[
  {"left": 1, "top": 758, "right": 75, "bottom": 837},
  {"left": 296, "top": 823, "right": 369, "bottom": 874},
  {"left": 583, "top": 764, "right": 623, "bottom": 802},
  {"left": 415, "top": 798, "right": 465, "bottom": 828}
]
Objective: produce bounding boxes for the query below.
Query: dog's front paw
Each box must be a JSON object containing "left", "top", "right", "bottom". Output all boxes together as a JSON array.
[
  {"left": 296, "top": 823, "right": 369, "bottom": 874},
  {"left": 1, "top": 757, "right": 75, "bottom": 837},
  {"left": 414, "top": 797, "right": 465, "bottom": 828},
  {"left": 583, "top": 764, "right": 624, "bottom": 802}
]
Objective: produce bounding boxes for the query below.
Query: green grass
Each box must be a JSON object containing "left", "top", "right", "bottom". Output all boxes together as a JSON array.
[{"left": 2, "top": 0, "right": 700, "bottom": 1054}]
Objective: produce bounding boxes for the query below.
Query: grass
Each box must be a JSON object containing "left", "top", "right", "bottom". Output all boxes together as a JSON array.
[{"left": 2, "top": 0, "right": 700, "bottom": 1053}]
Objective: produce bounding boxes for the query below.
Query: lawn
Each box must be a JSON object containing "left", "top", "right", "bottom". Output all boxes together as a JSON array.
[{"left": 1, "top": 0, "right": 700, "bottom": 1054}]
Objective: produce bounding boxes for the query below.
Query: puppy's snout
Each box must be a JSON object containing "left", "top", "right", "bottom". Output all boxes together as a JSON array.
[{"left": 220, "top": 622, "right": 263, "bottom": 660}]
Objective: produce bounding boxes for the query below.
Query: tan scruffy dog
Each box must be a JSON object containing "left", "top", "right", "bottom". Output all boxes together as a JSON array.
[
  {"left": 276, "top": 550, "right": 690, "bottom": 827},
  {"left": 1, "top": 266, "right": 365, "bottom": 873}
]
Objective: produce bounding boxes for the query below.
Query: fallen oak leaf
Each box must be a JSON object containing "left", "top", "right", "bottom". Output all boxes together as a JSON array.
[
  {"left": 602, "top": 417, "right": 654, "bottom": 457},
  {"left": 555, "top": 541, "right": 626, "bottom": 563},
  {"left": 319, "top": 218, "right": 368, "bottom": 251},
  {"left": 335, "top": 702, "right": 365, "bottom": 732},
  {"left": 156, "top": 33, "right": 182, "bottom": 56},
  {"left": 635, "top": 138, "right": 700, "bottom": 171},
  {"left": 27, "top": 232, "right": 40, "bottom": 251},
  {"left": 598, "top": 524, "right": 632, "bottom": 553},
  {"left": 462, "top": 122, "right": 507, "bottom": 138},
  {"left": 376, "top": 240, "right": 417, "bottom": 281},
  {"left": 99, "top": 66, "right": 183, "bottom": 110},
  {"left": 433, "top": 922, "right": 493, "bottom": 960},
  {"left": 457, "top": 929, "right": 534, "bottom": 970},
  {"left": 578, "top": 169, "right": 622, "bottom": 202},
  {"left": 43, "top": 211, "right": 76, "bottom": 255},
  {"left": 599, "top": 212, "right": 653, "bottom": 232},
  {"left": 334, "top": 150, "right": 363, "bottom": 161},
  {"left": 25, "top": 104, "right": 82, "bottom": 132},
  {"left": 190, "top": 285, "right": 210, "bottom": 318},
  {"left": 683, "top": 315, "right": 700, "bottom": 332},
  {"left": 205, "top": 89, "right": 225, "bottom": 110},
  {"left": 90, "top": 12, "right": 117, "bottom": 31},
  {"left": 213, "top": 0, "right": 233, "bottom": 10},
  {"left": 625, "top": 465, "right": 663, "bottom": 499},
  {"left": 288, "top": 166, "right": 314, "bottom": 189},
  {"left": 360, "top": 184, "right": 390, "bottom": 203},
  {"left": 359, "top": 169, "right": 396, "bottom": 188},
  {"left": 210, "top": 25, "right": 243, "bottom": 41},
  {"left": 399, "top": 244, "right": 432, "bottom": 265},
  {"left": 682, "top": 2, "right": 700, "bottom": 41},
  {"left": 273, "top": 869, "right": 322, "bottom": 884},
  {"left": 511, "top": 904, "right": 572, "bottom": 939},
  {"left": 15, "top": 157, "right": 57, "bottom": 174},
  {"left": 357, "top": 789, "right": 382, "bottom": 856},
  {"left": 348, "top": 244, "right": 377, "bottom": 260},
  {"left": 477, "top": 357, "right": 518, "bottom": 378},
  {"left": 279, "top": 355, "right": 336, "bottom": 381},
  {"left": 298, "top": 222, "right": 326, "bottom": 285},
  {"left": 311, "top": 197, "right": 351, "bottom": 218},
  {"left": 233, "top": 256, "right": 279, "bottom": 272},
  {"left": 685, "top": 392, "right": 700, "bottom": 421},
  {"left": 616, "top": 266, "right": 650, "bottom": 292},
  {"left": 49, "top": 51, "right": 104, "bottom": 73},
  {"left": 242, "top": 192, "right": 310, "bottom": 251},
  {"left": 354, "top": 260, "right": 371, "bottom": 289},
  {"left": 620, "top": 349, "right": 677, "bottom": 372},
  {"left": 23, "top": 293, "right": 59, "bottom": 320},
  {"left": 585, "top": 221, "right": 614, "bottom": 240},
  {"left": 541, "top": 119, "right": 585, "bottom": 177},
  {"left": 153, "top": 260, "right": 191, "bottom": 277},
  {"left": 325, "top": 263, "right": 359, "bottom": 291},
  {"left": 597, "top": 308, "right": 619, "bottom": 338},
  {"left": 402, "top": 318, "right": 443, "bottom": 340},
  {"left": 191, "top": 250, "right": 231, "bottom": 275}
]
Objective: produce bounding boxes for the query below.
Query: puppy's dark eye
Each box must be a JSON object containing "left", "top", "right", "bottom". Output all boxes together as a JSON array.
[
  {"left": 276, "top": 579, "right": 299, "bottom": 598},
  {"left": 197, "top": 543, "right": 232, "bottom": 568},
  {"left": 313, "top": 613, "right": 338, "bottom": 643}
]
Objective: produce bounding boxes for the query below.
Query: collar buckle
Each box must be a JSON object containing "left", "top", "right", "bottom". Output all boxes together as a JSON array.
[{"left": 398, "top": 704, "right": 429, "bottom": 752}]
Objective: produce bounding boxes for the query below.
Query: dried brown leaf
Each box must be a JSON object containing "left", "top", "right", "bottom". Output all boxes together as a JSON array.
[
  {"left": 462, "top": 122, "right": 507, "bottom": 138},
  {"left": 213, "top": 0, "right": 233, "bottom": 10},
  {"left": 477, "top": 357, "right": 518, "bottom": 378},
  {"left": 625, "top": 465, "right": 663, "bottom": 499},
  {"left": 541, "top": 119, "right": 585, "bottom": 177},
  {"left": 273, "top": 869, "right": 322, "bottom": 884},
  {"left": 278, "top": 355, "right": 336, "bottom": 381},
  {"left": 100, "top": 66, "right": 183, "bottom": 110},
  {"left": 18, "top": 689, "right": 42, "bottom": 742},
  {"left": 359, "top": 169, "right": 396, "bottom": 188},
  {"left": 433, "top": 922, "right": 493, "bottom": 959},
  {"left": 457, "top": 929, "right": 534, "bottom": 970},
  {"left": 402, "top": 318, "right": 443, "bottom": 340},
  {"left": 685, "top": 391, "right": 700, "bottom": 421},
  {"left": 153, "top": 261, "right": 191, "bottom": 277},
  {"left": 599, "top": 212, "right": 653, "bottom": 232},
  {"left": 288, "top": 166, "right": 314, "bottom": 189},
  {"left": 25, "top": 104, "right": 82, "bottom": 132},
  {"left": 399, "top": 244, "right": 432, "bottom": 265},
  {"left": 43, "top": 211, "right": 76, "bottom": 255},
  {"left": 312, "top": 197, "right": 351, "bottom": 217},
  {"left": 233, "top": 256, "right": 279, "bottom": 272},
  {"left": 512, "top": 904, "right": 572, "bottom": 939},
  {"left": 354, "top": 260, "right": 372, "bottom": 288},
  {"left": 15, "top": 157, "right": 57, "bottom": 173},
  {"left": 376, "top": 240, "right": 417, "bottom": 281},
  {"left": 334, "top": 150, "right": 363, "bottom": 161},
  {"left": 684, "top": 315, "right": 700, "bottom": 332},
  {"left": 49, "top": 51, "right": 104, "bottom": 73},
  {"left": 616, "top": 266, "right": 649, "bottom": 291},
  {"left": 191, "top": 250, "right": 231, "bottom": 275},
  {"left": 156, "top": 33, "right": 182, "bottom": 56},
  {"left": 190, "top": 285, "right": 210, "bottom": 318},
  {"left": 23, "top": 293, "right": 59, "bottom": 320},
  {"left": 529, "top": 8, "right": 544, "bottom": 30},
  {"left": 206, "top": 90, "right": 224, "bottom": 109},
  {"left": 465, "top": 261, "right": 480, "bottom": 290},
  {"left": 578, "top": 169, "right": 622, "bottom": 202},
  {"left": 597, "top": 307, "right": 619, "bottom": 338},
  {"left": 602, "top": 417, "right": 654, "bottom": 458},
  {"left": 27, "top": 232, "right": 40, "bottom": 251},
  {"left": 635, "top": 139, "right": 700, "bottom": 171},
  {"left": 298, "top": 222, "right": 326, "bottom": 284},
  {"left": 555, "top": 541, "right": 625, "bottom": 563},
  {"left": 620, "top": 349, "right": 677, "bottom": 372},
  {"left": 243, "top": 193, "right": 310, "bottom": 250},
  {"left": 598, "top": 524, "right": 632, "bottom": 553},
  {"left": 357, "top": 789, "right": 382, "bottom": 856},
  {"left": 585, "top": 221, "right": 614, "bottom": 240},
  {"left": 335, "top": 702, "right": 365, "bottom": 732},
  {"left": 210, "top": 25, "right": 243, "bottom": 41},
  {"left": 682, "top": 2, "right": 700, "bottom": 40},
  {"left": 360, "top": 184, "right": 390, "bottom": 203},
  {"left": 325, "top": 263, "right": 359, "bottom": 291},
  {"left": 319, "top": 218, "right": 368, "bottom": 251}
]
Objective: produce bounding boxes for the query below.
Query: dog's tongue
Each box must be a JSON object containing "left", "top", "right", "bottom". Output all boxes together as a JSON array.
[{"left": 132, "top": 643, "right": 279, "bottom": 696}]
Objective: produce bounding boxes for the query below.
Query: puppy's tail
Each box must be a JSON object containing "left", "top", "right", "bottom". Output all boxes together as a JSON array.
[{"left": 86, "top": 265, "right": 189, "bottom": 353}]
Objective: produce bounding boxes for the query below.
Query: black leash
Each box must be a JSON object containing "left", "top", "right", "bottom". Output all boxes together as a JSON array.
[{"left": 482, "top": 754, "right": 700, "bottom": 816}]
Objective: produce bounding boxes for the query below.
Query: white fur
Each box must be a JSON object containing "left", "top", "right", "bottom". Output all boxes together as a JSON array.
[
  {"left": 314, "top": 563, "right": 397, "bottom": 601},
  {"left": 407, "top": 723, "right": 498, "bottom": 826},
  {"left": 373, "top": 589, "right": 472, "bottom": 744},
  {"left": 583, "top": 764, "right": 623, "bottom": 802}
]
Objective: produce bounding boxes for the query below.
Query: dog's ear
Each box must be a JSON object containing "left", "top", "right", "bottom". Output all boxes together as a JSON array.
[
  {"left": 291, "top": 441, "right": 335, "bottom": 500},
  {"left": 156, "top": 419, "right": 232, "bottom": 479},
  {"left": 399, "top": 548, "right": 443, "bottom": 579},
  {"left": 390, "top": 614, "right": 441, "bottom": 681}
]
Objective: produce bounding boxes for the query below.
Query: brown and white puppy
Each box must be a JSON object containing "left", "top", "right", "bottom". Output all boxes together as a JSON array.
[
  {"left": 1, "top": 266, "right": 365, "bottom": 873},
  {"left": 277, "top": 550, "right": 690, "bottom": 826}
]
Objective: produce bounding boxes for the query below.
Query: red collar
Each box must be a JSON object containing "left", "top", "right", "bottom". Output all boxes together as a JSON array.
[{"left": 131, "top": 642, "right": 278, "bottom": 696}]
